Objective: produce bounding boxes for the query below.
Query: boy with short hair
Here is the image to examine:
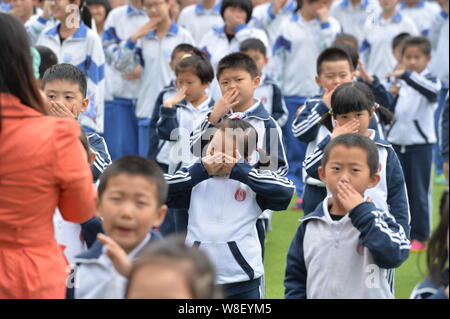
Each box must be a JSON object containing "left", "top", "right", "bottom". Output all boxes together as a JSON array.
[
  {"left": 70, "top": 155, "right": 168, "bottom": 299},
  {"left": 41, "top": 63, "right": 112, "bottom": 182},
  {"left": 386, "top": 36, "right": 442, "bottom": 251},
  {"left": 285, "top": 133, "right": 410, "bottom": 299}
]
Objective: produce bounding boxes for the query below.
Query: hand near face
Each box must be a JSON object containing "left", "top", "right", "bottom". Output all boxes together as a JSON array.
[
  {"left": 47, "top": 100, "right": 75, "bottom": 118},
  {"left": 209, "top": 88, "right": 240, "bottom": 124},
  {"left": 163, "top": 86, "right": 187, "bottom": 108},
  {"left": 97, "top": 233, "right": 132, "bottom": 277},
  {"left": 202, "top": 152, "right": 226, "bottom": 176},
  {"left": 130, "top": 18, "right": 162, "bottom": 43},
  {"left": 322, "top": 87, "right": 336, "bottom": 109},
  {"left": 316, "top": 5, "right": 329, "bottom": 23},
  {"left": 336, "top": 181, "right": 364, "bottom": 212},
  {"left": 331, "top": 118, "right": 360, "bottom": 139},
  {"left": 358, "top": 61, "right": 374, "bottom": 84},
  {"left": 223, "top": 8, "right": 247, "bottom": 30}
]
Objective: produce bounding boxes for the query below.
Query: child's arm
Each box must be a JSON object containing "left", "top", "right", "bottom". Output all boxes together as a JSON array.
[
  {"left": 271, "top": 83, "right": 289, "bottom": 127},
  {"left": 148, "top": 91, "right": 165, "bottom": 160},
  {"left": 87, "top": 133, "right": 111, "bottom": 183},
  {"left": 338, "top": 183, "right": 410, "bottom": 269},
  {"left": 284, "top": 223, "right": 308, "bottom": 299},
  {"left": 358, "top": 61, "right": 395, "bottom": 111},
  {"left": 26, "top": 3, "right": 51, "bottom": 45},
  {"left": 316, "top": 6, "right": 340, "bottom": 48},
  {"left": 388, "top": 69, "right": 442, "bottom": 103},
  {"left": 157, "top": 88, "right": 187, "bottom": 141},
  {"left": 229, "top": 161, "right": 295, "bottom": 212}
]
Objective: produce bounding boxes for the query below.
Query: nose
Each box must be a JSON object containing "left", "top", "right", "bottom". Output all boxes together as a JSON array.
[
  {"left": 339, "top": 172, "right": 350, "bottom": 184},
  {"left": 118, "top": 201, "right": 134, "bottom": 219}
]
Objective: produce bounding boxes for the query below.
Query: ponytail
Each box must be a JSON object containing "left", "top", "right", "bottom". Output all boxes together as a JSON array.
[
  {"left": 374, "top": 103, "right": 394, "bottom": 126},
  {"left": 79, "top": 0, "right": 92, "bottom": 29}
]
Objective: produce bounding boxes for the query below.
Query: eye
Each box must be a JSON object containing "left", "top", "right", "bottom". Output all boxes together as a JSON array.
[
  {"left": 136, "top": 201, "right": 148, "bottom": 207},
  {"left": 47, "top": 95, "right": 56, "bottom": 99},
  {"left": 352, "top": 169, "right": 361, "bottom": 173},
  {"left": 65, "top": 96, "right": 74, "bottom": 100},
  {"left": 331, "top": 166, "right": 339, "bottom": 171}
]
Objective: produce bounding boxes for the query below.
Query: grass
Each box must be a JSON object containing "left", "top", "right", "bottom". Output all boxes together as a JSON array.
[{"left": 264, "top": 177, "right": 448, "bottom": 299}]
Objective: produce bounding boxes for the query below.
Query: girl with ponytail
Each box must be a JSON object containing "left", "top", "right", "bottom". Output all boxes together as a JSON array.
[{"left": 36, "top": 0, "right": 106, "bottom": 134}]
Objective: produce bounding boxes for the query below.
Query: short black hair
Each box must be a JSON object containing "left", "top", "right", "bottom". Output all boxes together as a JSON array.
[
  {"left": 221, "top": 0, "right": 253, "bottom": 24},
  {"left": 217, "top": 52, "right": 259, "bottom": 80},
  {"left": 40, "top": 63, "right": 87, "bottom": 97},
  {"left": 402, "top": 36, "right": 432, "bottom": 56},
  {"left": 332, "top": 42, "right": 359, "bottom": 70},
  {"left": 392, "top": 32, "right": 410, "bottom": 50},
  {"left": 239, "top": 38, "right": 267, "bottom": 56},
  {"left": 322, "top": 133, "right": 379, "bottom": 176},
  {"left": 98, "top": 155, "right": 168, "bottom": 206},
  {"left": 334, "top": 33, "right": 359, "bottom": 50},
  {"left": 34, "top": 45, "right": 58, "bottom": 80},
  {"left": 175, "top": 48, "right": 214, "bottom": 84},
  {"left": 86, "top": 0, "right": 112, "bottom": 16},
  {"left": 317, "top": 47, "right": 353, "bottom": 75},
  {"left": 331, "top": 82, "right": 375, "bottom": 116},
  {"left": 171, "top": 43, "right": 195, "bottom": 61}
]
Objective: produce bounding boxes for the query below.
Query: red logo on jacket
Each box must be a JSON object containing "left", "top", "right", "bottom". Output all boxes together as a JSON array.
[{"left": 234, "top": 189, "right": 247, "bottom": 202}]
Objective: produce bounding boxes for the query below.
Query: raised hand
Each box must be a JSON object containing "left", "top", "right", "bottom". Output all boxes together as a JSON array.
[
  {"left": 323, "top": 87, "right": 336, "bottom": 109},
  {"left": 97, "top": 233, "right": 132, "bottom": 278},
  {"left": 202, "top": 152, "right": 226, "bottom": 176},
  {"left": 336, "top": 181, "right": 364, "bottom": 212},
  {"left": 316, "top": 5, "right": 329, "bottom": 23},
  {"left": 331, "top": 119, "right": 360, "bottom": 139},
  {"left": 163, "top": 87, "right": 187, "bottom": 107},
  {"left": 358, "top": 61, "right": 374, "bottom": 84},
  {"left": 47, "top": 101, "right": 75, "bottom": 118},
  {"left": 130, "top": 17, "right": 162, "bottom": 43},
  {"left": 209, "top": 88, "right": 240, "bottom": 124}
]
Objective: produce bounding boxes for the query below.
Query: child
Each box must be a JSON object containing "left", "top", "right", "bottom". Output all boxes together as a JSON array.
[
  {"left": 410, "top": 190, "right": 449, "bottom": 299},
  {"left": 36, "top": 0, "right": 105, "bottom": 134},
  {"left": 240, "top": 38, "right": 289, "bottom": 128},
  {"left": 166, "top": 118, "right": 295, "bottom": 299},
  {"left": 386, "top": 36, "right": 442, "bottom": 251},
  {"left": 285, "top": 133, "right": 410, "bottom": 299},
  {"left": 126, "top": 236, "right": 222, "bottom": 298},
  {"left": 360, "top": 0, "right": 418, "bottom": 80},
  {"left": 272, "top": 0, "right": 341, "bottom": 207},
  {"left": 86, "top": 0, "right": 111, "bottom": 35},
  {"left": 399, "top": 0, "right": 440, "bottom": 36},
  {"left": 40, "top": 63, "right": 111, "bottom": 182},
  {"left": 114, "top": 0, "right": 194, "bottom": 157},
  {"left": 303, "top": 82, "right": 409, "bottom": 244},
  {"left": 101, "top": 0, "right": 149, "bottom": 160},
  {"left": 177, "top": 0, "right": 224, "bottom": 44},
  {"left": 33, "top": 45, "right": 58, "bottom": 81},
  {"left": 388, "top": 32, "right": 410, "bottom": 99},
  {"left": 198, "top": 0, "right": 269, "bottom": 70},
  {"left": 330, "top": 0, "right": 380, "bottom": 43},
  {"left": 69, "top": 155, "right": 168, "bottom": 299},
  {"left": 10, "top": 0, "right": 39, "bottom": 24}
]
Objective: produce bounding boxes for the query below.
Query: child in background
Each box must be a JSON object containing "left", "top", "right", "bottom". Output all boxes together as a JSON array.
[
  {"left": 272, "top": 0, "right": 341, "bottom": 209},
  {"left": 285, "top": 133, "right": 410, "bottom": 299},
  {"left": 86, "top": 0, "right": 111, "bottom": 35},
  {"left": 10, "top": 0, "right": 39, "bottom": 24},
  {"left": 33, "top": 45, "right": 58, "bottom": 81},
  {"left": 101, "top": 0, "right": 149, "bottom": 160},
  {"left": 388, "top": 32, "right": 410, "bottom": 99},
  {"left": 166, "top": 119, "right": 295, "bottom": 299},
  {"left": 126, "top": 236, "right": 222, "bottom": 299},
  {"left": 70, "top": 156, "right": 168, "bottom": 299},
  {"left": 36, "top": 0, "right": 106, "bottom": 134},
  {"left": 410, "top": 190, "right": 449, "bottom": 299},
  {"left": 115, "top": 0, "right": 194, "bottom": 158},
  {"left": 360, "top": 0, "right": 418, "bottom": 80},
  {"left": 398, "top": 0, "right": 440, "bottom": 36},
  {"left": 386, "top": 36, "right": 442, "bottom": 252},
  {"left": 177, "top": 0, "right": 224, "bottom": 44}
]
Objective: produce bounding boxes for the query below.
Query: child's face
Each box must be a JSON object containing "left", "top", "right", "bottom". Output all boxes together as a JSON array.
[
  {"left": 43, "top": 79, "right": 88, "bottom": 117},
  {"left": 393, "top": 45, "right": 404, "bottom": 64},
  {"left": 334, "top": 109, "right": 372, "bottom": 136},
  {"left": 127, "top": 264, "right": 194, "bottom": 299},
  {"left": 379, "top": 0, "right": 398, "bottom": 12},
  {"left": 316, "top": 60, "right": 354, "bottom": 92},
  {"left": 11, "top": 0, "right": 34, "bottom": 18},
  {"left": 223, "top": 6, "right": 248, "bottom": 28},
  {"left": 143, "top": 0, "right": 169, "bottom": 20},
  {"left": 88, "top": 4, "right": 107, "bottom": 26},
  {"left": 176, "top": 71, "right": 209, "bottom": 104},
  {"left": 97, "top": 173, "right": 167, "bottom": 253},
  {"left": 206, "top": 129, "right": 250, "bottom": 161},
  {"left": 402, "top": 46, "right": 431, "bottom": 74},
  {"left": 303, "top": 0, "right": 327, "bottom": 15},
  {"left": 241, "top": 49, "right": 268, "bottom": 76},
  {"left": 50, "top": 0, "right": 75, "bottom": 21},
  {"left": 218, "top": 68, "right": 260, "bottom": 110},
  {"left": 319, "top": 145, "right": 380, "bottom": 199}
]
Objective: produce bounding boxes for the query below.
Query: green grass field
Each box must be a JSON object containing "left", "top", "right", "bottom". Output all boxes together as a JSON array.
[{"left": 264, "top": 178, "right": 448, "bottom": 299}]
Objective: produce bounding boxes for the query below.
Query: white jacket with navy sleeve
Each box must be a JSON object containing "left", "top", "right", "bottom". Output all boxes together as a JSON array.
[
  {"left": 303, "top": 129, "right": 411, "bottom": 238},
  {"left": 254, "top": 74, "right": 289, "bottom": 127},
  {"left": 165, "top": 160, "right": 295, "bottom": 285},
  {"left": 284, "top": 197, "right": 410, "bottom": 299},
  {"left": 37, "top": 22, "right": 106, "bottom": 133},
  {"left": 387, "top": 69, "right": 442, "bottom": 146},
  {"left": 429, "top": 10, "right": 449, "bottom": 86}
]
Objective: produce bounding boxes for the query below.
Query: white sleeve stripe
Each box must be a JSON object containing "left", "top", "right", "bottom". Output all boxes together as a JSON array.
[
  {"left": 304, "top": 150, "right": 324, "bottom": 169},
  {"left": 410, "top": 72, "right": 441, "bottom": 93},
  {"left": 248, "top": 175, "right": 296, "bottom": 188},
  {"left": 292, "top": 110, "right": 319, "bottom": 131},
  {"left": 369, "top": 211, "right": 410, "bottom": 248},
  {"left": 292, "top": 114, "right": 321, "bottom": 135},
  {"left": 249, "top": 170, "right": 293, "bottom": 184}
]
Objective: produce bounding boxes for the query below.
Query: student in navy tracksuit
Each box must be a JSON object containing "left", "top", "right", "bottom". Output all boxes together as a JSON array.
[
  {"left": 285, "top": 134, "right": 410, "bottom": 299},
  {"left": 166, "top": 119, "right": 295, "bottom": 299},
  {"left": 386, "top": 36, "right": 442, "bottom": 250}
]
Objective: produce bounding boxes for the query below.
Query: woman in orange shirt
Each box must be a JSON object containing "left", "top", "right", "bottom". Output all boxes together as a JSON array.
[{"left": 0, "top": 13, "right": 95, "bottom": 299}]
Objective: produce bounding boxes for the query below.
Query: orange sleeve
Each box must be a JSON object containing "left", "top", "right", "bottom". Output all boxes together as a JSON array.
[{"left": 53, "top": 119, "right": 95, "bottom": 223}]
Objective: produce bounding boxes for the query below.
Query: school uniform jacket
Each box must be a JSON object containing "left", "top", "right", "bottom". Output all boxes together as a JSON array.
[
  {"left": 303, "top": 129, "right": 411, "bottom": 239},
  {"left": 429, "top": 10, "right": 449, "bottom": 86},
  {"left": 255, "top": 74, "right": 289, "bottom": 127},
  {"left": 69, "top": 230, "right": 162, "bottom": 299},
  {"left": 284, "top": 197, "right": 410, "bottom": 299},
  {"left": 37, "top": 21, "right": 106, "bottom": 133},
  {"left": 86, "top": 132, "right": 111, "bottom": 182}
]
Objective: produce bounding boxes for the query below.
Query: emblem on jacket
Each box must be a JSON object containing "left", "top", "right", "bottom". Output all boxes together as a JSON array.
[{"left": 234, "top": 188, "right": 247, "bottom": 202}]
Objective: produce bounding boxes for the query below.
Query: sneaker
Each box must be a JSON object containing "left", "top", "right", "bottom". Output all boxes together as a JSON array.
[
  {"left": 411, "top": 240, "right": 426, "bottom": 252},
  {"left": 292, "top": 198, "right": 303, "bottom": 211}
]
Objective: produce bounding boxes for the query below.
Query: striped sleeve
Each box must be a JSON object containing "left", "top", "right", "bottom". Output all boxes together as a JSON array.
[
  {"left": 303, "top": 135, "right": 331, "bottom": 180},
  {"left": 401, "top": 71, "right": 442, "bottom": 103},
  {"left": 102, "top": 12, "right": 122, "bottom": 66},
  {"left": 349, "top": 202, "right": 410, "bottom": 269},
  {"left": 292, "top": 99, "right": 329, "bottom": 142},
  {"left": 271, "top": 83, "right": 289, "bottom": 127},
  {"left": 87, "top": 133, "right": 111, "bottom": 182},
  {"left": 25, "top": 15, "right": 50, "bottom": 45}
]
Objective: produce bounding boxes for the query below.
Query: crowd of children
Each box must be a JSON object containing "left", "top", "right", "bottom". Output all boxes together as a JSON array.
[{"left": 0, "top": 0, "right": 449, "bottom": 300}]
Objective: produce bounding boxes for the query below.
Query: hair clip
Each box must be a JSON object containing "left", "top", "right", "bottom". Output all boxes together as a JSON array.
[
  {"left": 328, "top": 109, "right": 333, "bottom": 115},
  {"left": 373, "top": 103, "right": 380, "bottom": 110},
  {"left": 181, "top": 53, "right": 193, "bottom": 60}
]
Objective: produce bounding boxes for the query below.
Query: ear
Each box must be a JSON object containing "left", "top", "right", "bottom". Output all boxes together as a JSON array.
[
  {"left": 367, "top": 173, "right": 381, "bottom": 189},
  {"left": 315, "top": 75, "right": 321, "bottom": 87},
  {"left": 154, "top": 204, "right": 168, "bottom": 227},
  {"left": 253, "top": 75, "right": 261, "bottom": 89},
  {"left": 318, "top": 166, "right": 327, "bottom": 183},
  {"left": 81, "top": 98, "right": 89, "bottom": 113}
]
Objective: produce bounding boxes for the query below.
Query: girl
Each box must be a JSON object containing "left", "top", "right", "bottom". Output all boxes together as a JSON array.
[
  {"left": 303, "top": 82, "right": 410, "bottom": 253},
  {"left": 156, "top": 48, "right": 215, "bottom": 236},
  {"left": 86, "top": 0, "right": 111, "bottom": 35},
  {"left": 165, "top": 118, "right": 295, "bottom": 299},
  {"left": 36, "top": 0, "right": 106, "bottom": 134}
]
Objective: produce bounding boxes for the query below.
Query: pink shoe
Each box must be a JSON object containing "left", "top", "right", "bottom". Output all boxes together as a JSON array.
[
  {"left": 292, "top": 199, "right": 303, "bottom": 211},
  {"left": 411, "top": 240, "right": 426, "bottom": 252}
]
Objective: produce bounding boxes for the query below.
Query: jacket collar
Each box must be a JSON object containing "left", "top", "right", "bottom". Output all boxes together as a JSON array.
[
  {"left": 370, "top": 128, "right": 391, "bottom": 147},
  {"left": 45, "top": 21, "right": 89, "bottom": 40},
  {"left": 377, "top": 12, "right": 403, "bottom": 24},
  {"left": 126, "top": 3, "right": 147, "bottom": 16},
  {"left": 145, "top": 22, "right": 179, "bottom": 39},
  {"left": 177, "top": 97, "right": 215, "bottom": 111},
  {"left": 399, "top": 0, "right": 425, "bottom": 9},
  {"left": 340, "top": 0, "right": 370, "bottom": 9},
  {"left": 228, "top": 99, "right": 271, "bottom": 120},
  {"left": 195, "top": 1, "right": 221, "bottom": 15}
]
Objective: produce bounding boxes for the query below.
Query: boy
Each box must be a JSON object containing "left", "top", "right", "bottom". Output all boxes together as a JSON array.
[
  {"left": 386, "top": 36, "right": 442, "bottom": 251},
  {"left": 285, "top": 133, "right": 410, "bottom": 299},
  {"left": 41, "top": 63, "right": 111, "bottom": 183},
  {"left": 101, "top": 0, "right": 149, "bottom": 160},
  {"left": 240, "top": 38, "right": 288, "bottom": 128},
  {"left": 272, "top": 0, "right": 341, "bottom": 207},
  {"left": 70, "top": 156, "right": 168, "bottom": 299},
  {"left": 115, "top": 0, "right": 194, "bottom": 157},
  {"left": 360, "top": 0, "right": 418, "bottom": 80},
  {"left": 177, "top": 0, "right": 224, "bottom": 44}
]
